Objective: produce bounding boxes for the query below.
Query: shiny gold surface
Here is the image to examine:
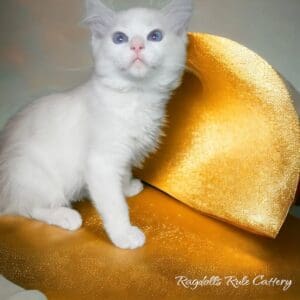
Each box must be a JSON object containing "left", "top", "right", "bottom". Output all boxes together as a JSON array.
[
  {"left": 136, "top": 33, "right": 300, "bottom": 238},
  {"left": 0, "top": 186, "right": 300, "bottom": 300}
]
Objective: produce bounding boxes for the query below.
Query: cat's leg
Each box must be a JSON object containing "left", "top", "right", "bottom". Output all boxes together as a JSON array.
[
  {"left": 1, "top": 160, "right": 82, "bottom": 231},
  {"left": 4, "top": 189, "right": 83, "bottom": 231},
  {"left": 30, "top": 207, "right": 82, "bottom": 231},
  {"left": 7, "top": 188, "right": 83, "bottom": 231},
  {"left": 86, "top": 156, "right": 145, "bottom": 249},
  {"left": 122, "top": 168, "right": 144, "bottom": 198}
]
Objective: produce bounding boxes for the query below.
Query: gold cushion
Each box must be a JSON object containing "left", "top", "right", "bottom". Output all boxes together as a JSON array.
[
  {"left": 0, "top": 186, "right": 299, "bottom": 299},
  {"left": 136, "top": 33, "right": 300, "bottom": 238}
]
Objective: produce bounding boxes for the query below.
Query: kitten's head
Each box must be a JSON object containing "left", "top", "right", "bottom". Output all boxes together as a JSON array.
[{"left": 83, "top": 0, "right": 192, "bottom": 90}]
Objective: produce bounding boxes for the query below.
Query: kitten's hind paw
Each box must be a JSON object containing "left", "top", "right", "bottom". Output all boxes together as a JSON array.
[
  {"left": 31, "top": 207, "right": 82, "bottom": 231},
  {"left": 124, "top": 178, "right": 144, "bottom": 198},
  {"left": 108, "top": 225, "right": 146, "bottom": 249}
]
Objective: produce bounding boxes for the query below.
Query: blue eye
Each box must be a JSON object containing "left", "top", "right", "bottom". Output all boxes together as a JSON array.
[
  {"left": 147, "top": 29, "right": 164, "bottom": 42},
  {"left": 112, "top": 32, "right": 129, "bottom": 44}
]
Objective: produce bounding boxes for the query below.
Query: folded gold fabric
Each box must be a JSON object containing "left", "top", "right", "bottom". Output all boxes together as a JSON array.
[
  {"left": 136, "top": 33, "right": 300, "bottom": 238},
  {"left": 0, "top": 186, "right": 299, "bottom": 299}
]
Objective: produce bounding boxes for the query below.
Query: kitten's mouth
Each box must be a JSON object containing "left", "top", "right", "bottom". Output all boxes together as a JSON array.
[{"left": 131, "top": 57, "right": 147, "bottom": 66}]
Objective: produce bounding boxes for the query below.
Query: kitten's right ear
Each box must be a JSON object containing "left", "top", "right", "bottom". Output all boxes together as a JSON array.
[
  {"left": 162, "top": 0, "right": 193, "bottom": 35},
  {"left": 82, "top": 0, "right": 115, "bottom": 38}
]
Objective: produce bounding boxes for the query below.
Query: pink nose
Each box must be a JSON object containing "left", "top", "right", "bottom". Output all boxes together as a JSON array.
[{"left": 130, "top": 38, "right": 145, "bottom": 54}]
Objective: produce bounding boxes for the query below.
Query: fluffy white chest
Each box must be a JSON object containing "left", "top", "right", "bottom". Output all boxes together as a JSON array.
[{"left": 88, "top": 87, "right": 168, "bottom": 165}]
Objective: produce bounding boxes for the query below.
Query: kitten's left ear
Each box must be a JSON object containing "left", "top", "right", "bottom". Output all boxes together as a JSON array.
[
  {"left": 82, "top": 0, "right": 115, "bottom": 38},
  {"left": 162, "top": 0, "right": 193, "bottom": 35}
]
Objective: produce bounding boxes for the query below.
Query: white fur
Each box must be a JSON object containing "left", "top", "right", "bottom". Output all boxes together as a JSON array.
[{"left": 0, "top": 0, "right": 192, "bottom": 249}]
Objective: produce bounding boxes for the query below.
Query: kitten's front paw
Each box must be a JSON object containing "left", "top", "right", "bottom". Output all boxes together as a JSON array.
[
  {"left": 124, "top": 178, "right": 144, "bottom": 198},
  {"left": 109, "top": 226, "right": 146, "bottom": 249}
]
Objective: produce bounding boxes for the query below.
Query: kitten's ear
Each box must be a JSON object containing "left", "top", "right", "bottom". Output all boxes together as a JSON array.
[
  {"left": 162, "top": 0, "right": 193, "bottom": 35},
  {"left": 82, "top": 0, "right": 115, "bottom": 38}
]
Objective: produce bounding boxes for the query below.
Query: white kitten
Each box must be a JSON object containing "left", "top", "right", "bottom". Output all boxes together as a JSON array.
[{"left": 0, "top": 0, "right": 192, "bottom": 249}]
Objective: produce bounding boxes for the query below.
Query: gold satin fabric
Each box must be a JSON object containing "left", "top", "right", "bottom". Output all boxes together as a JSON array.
[
  {"left": 136, "top": 33, "right": 300, "bottom": 238},
  {"left": 0, "top": 186, "right": 300, "bottom": 300}
]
